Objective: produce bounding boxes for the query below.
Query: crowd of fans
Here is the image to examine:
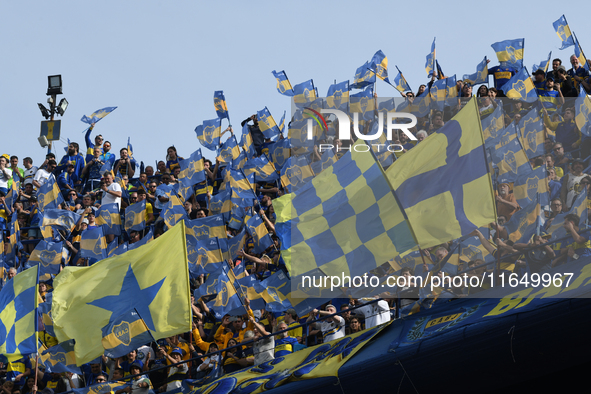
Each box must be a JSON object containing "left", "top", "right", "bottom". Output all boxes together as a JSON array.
[{"left": 0, "top": 53, "right": 591, "bottom": 393}]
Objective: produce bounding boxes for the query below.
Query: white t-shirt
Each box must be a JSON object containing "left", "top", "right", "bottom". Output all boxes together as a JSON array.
[
  {"left": 253, "top": 336, "right": 275, "bottom": 365},
  {"left": 33, "top": 168, "right": 51, "bottom": 187},
  {"left": 357, "top": 300, "right": 391, "bottom": 329},
  {"left": 102, "top": 182, "right": 122, "bottom": 210},
  {"left": 320, "top": 316, "right": 345, "bottom": 342},
  {"left": 23, "top": 166, "right": 38, "bottom": 186},
  {"left": 0, "top": 168, "right": 13, "bottom": 189},
  {"left": 136, "top": 345, "right": 156, "bottom": 365}
]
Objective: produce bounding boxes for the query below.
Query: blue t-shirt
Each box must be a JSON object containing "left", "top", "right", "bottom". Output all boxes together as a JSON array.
[{"left": 275, "top": 337, "right": 299, "bottom": 357}]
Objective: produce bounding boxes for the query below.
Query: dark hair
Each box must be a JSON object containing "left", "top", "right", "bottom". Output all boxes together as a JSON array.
[
  {"left": 120, "top": 148, "right": 128, "bottom": 154},
  {"left": 70, "top": 142, "right": 79, "bottom": 152},
  {"left": 565, "top": 213, "right": 580, "bottom": 224},
  {"left": 24, "top": 157, "right": 32, "bottom": 164},
  {"left": 47, "top": 160, "right": 57, "bottom": 166},
  {"left": 10, "top": 155, "right": 17, "bottom": 161},
  {"left": 167, "top": 146, "right": 177, "bottom": 153},
  {"left": 552, "top": 58, "right": 562, "bottom": 65},
  {"left": 401, "top": 267, "right": 412, "bottom": 275}
]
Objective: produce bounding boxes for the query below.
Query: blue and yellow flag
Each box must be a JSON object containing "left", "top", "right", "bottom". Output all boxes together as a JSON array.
[
  {"left": 518, "top": 106, "right": 545, "bottom": 159},
  {"left": 80, "top": 227, "right": 107, "bottom": 261},
  {"left": 0, "top": 265, "right": 38, "bottom": 358},
  {"left": 241, "top": 126, "right": 256, "bottom": 160},
  {"left": 187, "top": 237, "right": 224, "bottom": 277},
  {"left": 533, "top": 51, "right": 552, "bottom": 73},
  {"left": 575, "top": 91, "right": 591, "bottom": 134},
  {"left": 393, "top": 66, "right": 411, "bottom": 93},
  {"left": 228, "top": 169, "right": 258, "bottom": 203},
  {"left": 491, "top": 136, "right": 532, "bottom": 183},
  {"left": 4, "top": 179, "right": 19, "bottom": 209},
  {"left": 574, "top": 33, "right": 589, "bottom": 72},
  {"left": 218, "top": 135, "right": 241, "bottom": 164},
  {"left": 80, "top": 107, "right": 117, "bottom": 125},
  {"left": 124, "top": 200, "right": 146, "bottom": 233},
  {"left": 513, "top": 165, "right": 549, "bottom": 208},
  {"left": 500, "top": 67, "right": 537, "bottom": 100},
  {"left": 162, "top": 196, "right": 187, "bottom": 229},
  {"left": 371, "top": 50, "right": 389, "bottom": 83},
  {"left": 101, "top": 309, "right": 154, "bottom": 359},
  {"left": 546, "top": 189, "right": 587, "bottom": 241},
  {"left": 29, "top": 240, "right": 63, "bottom": 281},
  {"left": 185, "top": 214, "right": 227, "bottom": 240},
  {"left": 425, "top": 37, "right": 436, "bottom": 77},
  {"left": 193, "top": 271, "right": 222, "bottom": 300},
  {"left": 350, "top": 86, "right": 375, "bottom": 123},
  {"left": 260, "top": 271, "right": 292, "bottom": 312},
  {"left": 268, "top": 138, "right": 291, "bottom": 171},
  {"left": 387, "top": 98, "right": 496, "bottom": 249},
  {"left": 272, "top": 70, "right": 294, "bottom": 96},
  {"left": 38, "top": 176, "right": 64, "bottom": 213},
  {"left": 127, "top": 137, "right": 134, "bottom": 159},
  {"left": 462, "top": 56, "right": 488, "bottom": 85},
  {"left": 232, "top": 149, "right": 248, "bottom": 170},
  {"left": 257, "top": 107, "right": 282, "bottom": 140},
  {"left": 195, "top": 118, "right": 222, "bottom": 151},
  {"left": 127, "top": 228, "right": 153, "bottom": 252},
  {"left": 178, "top": 149, "right": 206, "bottom": 187},
  {"left": 481, "top": 104, "right": 505, "bottom": 142},
  {"left": 245, "top": 214, "right": 274, "bottom": 254},
  {"left": 311, "top": 148, "right": 337, "bottom": 175},
  {"left": 52, "top": 222, "right": 191, "bottom": 365},
  {"left": 506, "top": 196, "right": 542, "bottom": 244},
  {"left": 491, "top": 38, "right": 524, "bottom": 70},
  {"left": 553, "top": 15, "right": 574, "bottom": 50},
  {"left": 213, "top": 90, "right": 229, "bottom": 120},
  {"left": 326, "top": 81, "right": 350, "bottom": 112},
  {"left": 42, "top": 209, "right": 81, "bottom": 233},
  {"left": 243, "top": 154, "right": 279, "bottom": 183},
  {"left": 275, "top": 139, "right": 417, "bottom": 279},
  {"left": 351, "top": 61, "right": 375, "bottom": 90},
  {"left": 41, "top": 339, "right": 81, "bottom": 374},
  {"left": 95, "top": 203, "right": 122, "bottom": 236},
  {"left": 207, "top": 265, "right": 242, "bottom": 319},
  {"left": 293, "top": 79, "right": 316, "bottom": 107},
  {"left": 280, "top": 155, "right": 314, "bottom": 193},
  {"left": 429, "top": 77, "right": 447, "bottom": 111},
  {"left": 209, "top": 188, "right": 232, "bottom": 222}
]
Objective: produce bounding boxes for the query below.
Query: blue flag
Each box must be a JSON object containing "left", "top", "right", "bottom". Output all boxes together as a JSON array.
[
  {"left": 80, "top": 227, "right": 107, "bottom": 261},
  {"left": 101, "top": 309, "right": 154, "bottom": 359},
  {"left": 462, "top": 56, "right": 488, "bottom": 85},
  {"left": 80, "top": 107, "right": 117, "bottom": 124},
  {"left": 271, "top": 70, "right": 294, "bottom": 96},
  {"left": 195, "top": 118, "right": 222, "bottom": 151},
  {"left": 393, "top": 66, "right": 411, "bottom": 93},
  {"left": 425, "top": 37, "right": 436, "bottom": 77},
  {"left": 491, "top": 39, "right": 524, "bottom": 70},
  {"left": 213, "top": 90, "right": 229, "bottom": 120},
  {"left": 351, "top": 61, "right": 375, "bottom": 89},
  {"left": 553, "top": 15, "right": 575, "bottom": 50}
]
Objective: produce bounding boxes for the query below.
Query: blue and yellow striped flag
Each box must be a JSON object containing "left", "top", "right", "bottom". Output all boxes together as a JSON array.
[
  {"left": 179, "top": 149, "right": 206, "bottom": 187},
  {"left": 350, "top": 86, "right": 375, "bottom": 123},
  {"left": 326, "top": 80, "right": 350, "bottom": 112},
  {"left": 80, "top": 107, "right": 117, "bottom": 124},
  {"left": 29, "top": 240, "right": 63, "bottom": 281},
  {"left": 293, "top": 79, "right": 316, "bottom": 107},
  {"left": 209, "top": 188, "right": 232, "bottom": 222},
  {"left": 127, "top": 137, "right": 134, "bottom": 159},
  {"left": 4, "top": 178, "right": 19, "bottom": 209},
  {"left": 481, "top": 104, "right": 505, "bottom": 142},
  {"left": 208, "top": 265, "right": 242, "bottom": 319},
  {"left": 462, "top": 56, "right": 488, "bottom": 85},
  {"left": 429, "top": 77, "right": 447, "bottom": 111},
  {"left": 187, "top": 237, "right": 224, "bottom": 277},
  {"left": 491, "top": 38, "right": 524, "bottom": 70},
  {"left": 371, "top": 50, "right": 389, "bottom": 83},
  {"left": 185, "top": 214, "right": 227, "bottom": 240},
  {"left": 95, "top": 203, "right": 121, "bottom": 236},
  {"left": 311, "top": 148, "right": 337, "bottom": 175},
  {"left": 195, "top": 118, "right": 222, "bottom": 151},
  {"left": 162, "top": 196, "right": 187, "bottom": 229},
  {"left": 387, "top": 98, "right": 496, "bottom": 248},
  {"left": 500, "top": 67, "right": 537, "bottom": 100},
  {"left": 41, "top": 339, "right": 81, "bottom": 374},
  {"left": 0, "top": 265, "right": 38, "bottom": 358},
  {"left": 513, "top": 165, "right": 549, "bottom": 208},
  {"left": 491, "top": 136, "right": 532, "bottom": 183},
  {"left": 257, "top": 107, "right": 282, "bottom": 140},
  {"left": 518, "top": 106, "right": 545, "bottom": 159},
  {"left": 124, "top": 200, "right": 146, "bottom": 232},
  {"left": 228, "top": 168, "right": 257, "bottom": 203},
  {"left": 280, "top": 155, "right": 314, "bottom": 193},
  {"left": 575, "top": 91, "right": 591, "bottom": 132},
  {"left": 245, "top": 214, "right": 274, "bottom": 254},
  {"left": 241, "top": 126, "right": 256, "bottom": 160},
  {"left": 218, "top": 135, "right": 241, "bottom": 164},
  {"left": 42, "top": 209, "right": 81, "bottom": 233},
  {"left": 274, "top": 139, "right": 417, "bottom": 278},
  {"left": 533, "top": 51, "right": 552, "bottom": 73},
  {"left": 243, "top": 154, "right": 279, "bottom": 183},
  {"left": 213, "top": 90, "right": 229, "bottom": 120},
  {"left": 268, "top": 138, "right": 291, "bottom": 171},
  {"left": 272, "top": 70, "right": 294, "bottom": 96},
  {"left": 574, "top": 33, "right": 589, "bottom": 72},
  {"left": 506, "top": 196, "right": 542, "bottom": 244},
  {"left": 38, "top": 176, "right": 64, "bottom": 213},
  {"left": 101, "top": 309, "right": 154, "bottom": 359},
  {"left": 52, "top": 222, "right": 191, "bottom": 365},
  {"left": 425, "top": 37, "right": 436, "bottom": 77},
  {"left": 80, "top": 227, "right": 107, "bottom": 261},
  {"left": 351, "top": 61, "right": 375, "bottom": 89},
  {"left": 553, "top": 15, "right": 574, "bottom": 50},
  {"left": 445, "top": 74, "right": 458, "bottom": 107},
  {"left": 393, "top": 66, "right": 411, "bottom": 93}
]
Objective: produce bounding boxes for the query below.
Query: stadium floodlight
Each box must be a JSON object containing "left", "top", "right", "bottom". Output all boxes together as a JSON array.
[
  {"left": 56, "top": 98, "right": 68, "bottom": 116},
  {"left": 47, "top": 74, "right": 62, "bottom": 95}
]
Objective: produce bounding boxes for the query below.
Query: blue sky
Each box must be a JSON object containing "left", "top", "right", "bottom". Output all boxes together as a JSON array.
[{"left": 1, "top": 1, "right": 589, "bottom": 167}]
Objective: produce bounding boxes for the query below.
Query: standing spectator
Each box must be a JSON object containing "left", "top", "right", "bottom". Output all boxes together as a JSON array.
[
  {"left": 22, "top": 157, "right": 37, "bottom": 187},
  {"left": 33, "top": 160, "right": 56, "bottom": 189},
  {"left": 57, "top": 164, "right": 78, "bottom": 199},
  {"left": 81, "top": 147, "right": 105, "bottom": 193},
  {"left": 0, "top": 156, "right": 13, "bottom": 196},
  {"left": 8, "top": 156, "right": 24, "bottom": 188},
  {"left": 496, "top": 183, "right": 519, "bottom": 221},
  {"left": 58, "top": 142, "right": 86, "bottom": 180},
  {"left": 114, "top": 148, "right": 135, "bottom": 178},
  {"left": 165, "top": 147, "right": 184, "bottom": 172},
  {"left": 307, "top": 304, "right": 345, "bottom": 343},
  {"left": 99, "top": 172, "right": 122, "bottom": 210},
  {"left": 567, "top": 54, "right": 590, "bottom": 92}
]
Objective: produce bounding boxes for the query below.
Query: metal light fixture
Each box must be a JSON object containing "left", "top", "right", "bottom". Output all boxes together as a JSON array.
[
  {"left": 47, "top": 74, "right": 62, "bottom": 95},
  {"left": 56, "top": 98, "right": 68, "bottom": 116},
  {"left": 38, "top": 103, "right": 51, "bottom": 119}
]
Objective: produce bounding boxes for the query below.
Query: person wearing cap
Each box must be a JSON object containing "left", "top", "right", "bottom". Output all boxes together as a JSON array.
[
  {"left": 159, "top": 347, "right": 189, "bottom": 392},
  {"left": 533, "top": 68, "right": 547, "bottom": 95},
  {"left": 495, "top": 183, "right": 519, "bottom": 221},
  {"left": 115, "top": 363, "right": 151, "bottom": 394},
  {"left": 539, "top": 75, "right": 564, "bottom": 115},
  {"left": 554, "top": 64, "right": 577, "bottom": 97},
  {"left": 307, "top": 304, "right": 345, "bottom": 343}
]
